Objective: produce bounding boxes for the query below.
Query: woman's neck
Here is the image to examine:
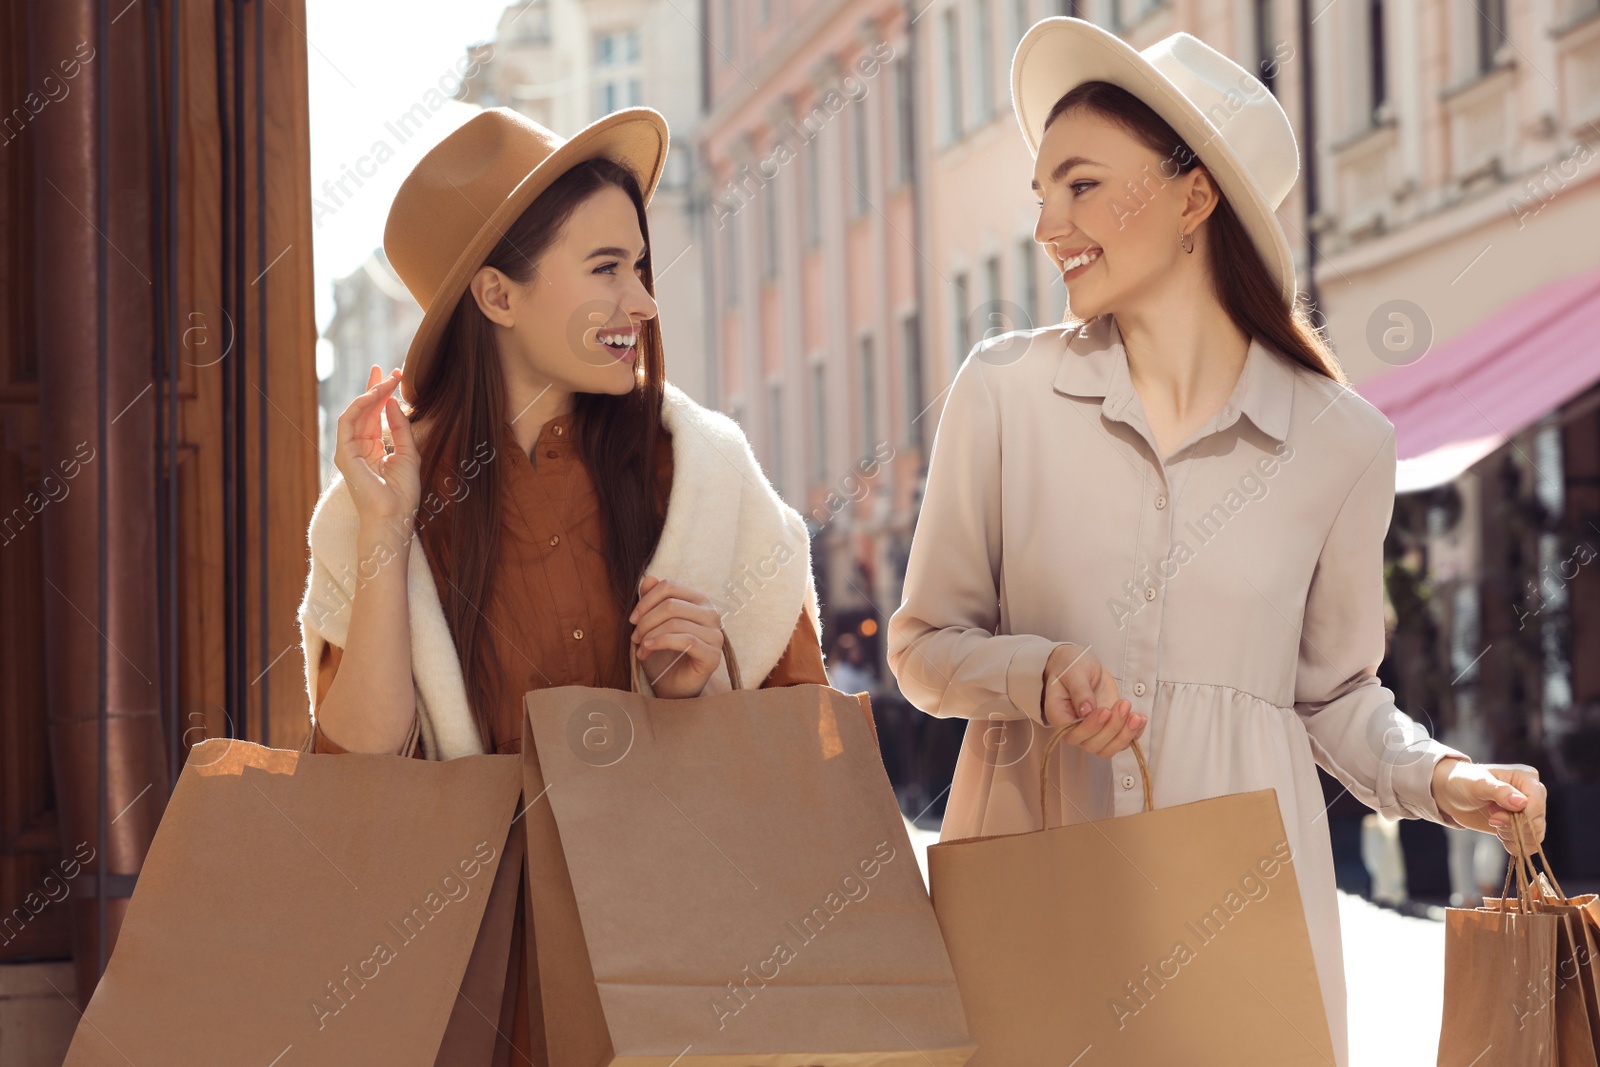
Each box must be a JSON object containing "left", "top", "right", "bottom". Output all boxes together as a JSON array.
[{"left": 1113, "top": 298, "right": 1250, "bottom": 424}]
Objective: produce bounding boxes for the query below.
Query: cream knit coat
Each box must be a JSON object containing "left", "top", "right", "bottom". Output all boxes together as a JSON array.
[{"left": 298, "top": 381, "right": 822, "bottom": 760}]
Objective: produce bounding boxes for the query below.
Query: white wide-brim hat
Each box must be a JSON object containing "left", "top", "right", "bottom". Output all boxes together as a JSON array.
[{"left": 1012, "top": 18, "right": 1300, "bottom": 308}]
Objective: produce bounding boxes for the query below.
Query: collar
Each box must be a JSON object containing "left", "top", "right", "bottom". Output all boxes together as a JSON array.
[{"left": 1051, "top": 314, "right": 1294, "bottom": 444}]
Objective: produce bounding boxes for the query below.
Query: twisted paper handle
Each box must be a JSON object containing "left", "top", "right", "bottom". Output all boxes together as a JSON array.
[{"left": 1038, "top": 724, "right": 1152, "bottom": 830}]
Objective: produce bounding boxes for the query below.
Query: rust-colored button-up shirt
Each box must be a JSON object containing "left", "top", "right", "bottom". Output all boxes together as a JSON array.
[{"left": 312, "top": 409, "right": 828, "bottom": 1064}]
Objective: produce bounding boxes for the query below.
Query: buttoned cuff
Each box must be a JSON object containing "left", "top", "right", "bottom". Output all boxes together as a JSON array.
[
  {"left": 1394, "top": 741, "right": 1473, "bottom": 829},
  {"left": 1006, "top": 637, "right": 1064, "bottom": 727}
]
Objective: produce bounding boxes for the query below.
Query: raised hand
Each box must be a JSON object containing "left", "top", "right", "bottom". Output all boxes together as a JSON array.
[{"left": 334, "top": 365, "right": 422, "bottom": 531}]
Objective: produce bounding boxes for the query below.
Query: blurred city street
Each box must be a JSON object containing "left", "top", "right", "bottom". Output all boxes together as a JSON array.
[{"left": 7, "top": 0, "right": 1600, "bottom": 1061}]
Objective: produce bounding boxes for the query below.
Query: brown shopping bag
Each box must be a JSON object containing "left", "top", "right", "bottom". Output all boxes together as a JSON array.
[
  {"left": 519, "top": 631, "right": 977, "bottom": 1066},
  {"left": 926, "top": 728, "right": 1336, "bottom": 1065},
  {"left": 1439, "top": 811, "right": 1600, "bottom": 1066},
  {"left": 63, "top": 734, "right": 527, "bottom": 1066}
]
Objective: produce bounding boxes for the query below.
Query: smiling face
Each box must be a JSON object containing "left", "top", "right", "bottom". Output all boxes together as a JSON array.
[
  {"left": 1031, "top": 106, "right": 1217, "bottom": 321},
  {"left": 469, "top": 182, "right": 658, "bottom": 402}
]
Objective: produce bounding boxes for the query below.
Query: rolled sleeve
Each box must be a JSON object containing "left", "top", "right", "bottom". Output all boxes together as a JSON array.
[
  {"left": 887, "top": 345, "right": 1065, "bottom": 728},
  {"left": 1293, "top": 427, "right": 1469, "bottom": 828}
]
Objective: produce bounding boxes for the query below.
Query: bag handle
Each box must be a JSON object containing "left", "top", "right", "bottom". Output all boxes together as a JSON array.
[
  {"left": 298, "top": 708, "right": 422, "bottom": 758},
  {"left": 1497, "top": 807, "right": 1567, "bottom": 910},
  {"left": 1039, "top": 725, "right": 1152, "bottom": 829},
  {"left": 630, "top": 619, "right": 743, "bottom": 696}
]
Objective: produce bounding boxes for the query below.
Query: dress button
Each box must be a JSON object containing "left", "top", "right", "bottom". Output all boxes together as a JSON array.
[
  {"left": 572, "top": 628, "right": 584, "bottom": 640},
  {"left": 1134, "top": 681, "right": 1146, "bottom": 696},
  {"left": 1155, "top": 495, "right": 1166, "bottom": 509},
  {"left": 553, "top": 425, "right": 563, "bottom": 435},
  {"left": 1144, "top": 587, "right": 1156, "bottom": 601},
  {"left": 546, "top": 449, "right": 557, "bottom": 459},
  {"left": 1121, "top": 774, "right": 1136, "bottom": 789},
  {"left": 549, "top": 534, "right": 560, "bottom": 547}
]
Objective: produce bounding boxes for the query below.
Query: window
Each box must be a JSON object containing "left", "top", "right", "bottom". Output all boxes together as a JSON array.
[
  {"left": 894, "top": 58, "right": 914, "bottom": 185},
  {"left": 1017, "top": 238, "right": 1039, "bottom": 331},
  {"left": 1254, "top": 0, "right": 1276, "bottom": 95},
  {"left": 763, "top": 173, "right": 779, "bottom": 279},
  {"left": 811, "top": 362, "right": 827, "bottom": 480},
  {"left": 724, "top": 213, "right": 740, "bottom": 304},
  {"left": 512, "top": 0, "right": 552, "bottom": 44},
  {"left": 1368, "top": 0, "right": 1388, "bottom": 122},
  {"left": 852, "top": 100, "right": 870, "bottom": 216},
  {"left": 971, "top": 0, "right": 994, "bottom": 121},
  {"left": 860, "top": 335, "right": 878, "bottom": 454},
  {"left": 719, "top": 0, "right": 733, "bottom": 56},
  {"left": 951, "top": 272, "right": 970, "bottom": 372},
  {"left": 769, "top": 380, "right": 785, "bottom": 487},
  {"left": 901, "top": 313, "right": 925, "bottom": 449},
  {"left": 594, "top": 28, "right": 642, "bottom": 118},
  {"left": 941, "top": 8, "right": 963, "bottom": 143},
  {"left": 982, "top": 255, "right": 1001, "bottom": 340},
  {"left": 1475, "top": 0, "right": 1508, "bottom": 74},
  {"left": 1011, "top": 0, "right": 1031, "bottom": 49},
  {"left": 594, "top": 29, "right": 640, "bottom": 65},
  {"left": 805, "top": 134, "right": 821, "bottom": 247}
]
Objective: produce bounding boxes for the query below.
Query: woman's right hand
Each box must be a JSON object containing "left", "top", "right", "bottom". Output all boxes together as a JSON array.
[
  {"left": 1041, "top": 642, "right": 1146, "bottom": 758},
  {"left": 334, "top": 365, "right": 421, "bottom": 529}
]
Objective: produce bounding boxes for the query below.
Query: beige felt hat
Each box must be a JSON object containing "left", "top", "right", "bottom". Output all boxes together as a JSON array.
[
  {"left": 383, "top": 106, "right": 669, "bottom": 405},
  {"left": 1011, "top": 18, "right": 1299, "bottom": 307}
]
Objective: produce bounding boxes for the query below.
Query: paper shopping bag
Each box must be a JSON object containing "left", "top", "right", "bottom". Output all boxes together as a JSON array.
[
  {"left": 927, "top": 729, "right": 1335, "bottom": 1065},
  {"left": 519, "top": 632, "right": 976, "bottom": 1066},
  {"left": 62, "top": 737, "right": 525, "bottom": 1066},
  {"left": 1443, "top": 813, "right": 1600, "bottom": 1066}
]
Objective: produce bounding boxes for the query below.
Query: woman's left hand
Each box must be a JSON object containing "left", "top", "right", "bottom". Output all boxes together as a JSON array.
[
  {"left": 628, "top": 574, "right": 727, "bottom": 698},
  {"left": 1430, "top": 757, "right": 1547, "bottom": 851}
]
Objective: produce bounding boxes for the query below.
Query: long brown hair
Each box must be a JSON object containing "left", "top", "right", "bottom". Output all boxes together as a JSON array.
[
  {"left": 1044, "top": 82, "right": 1344, "bottom": 384},
  {"left": 400, "top": 156, "right": 669, "bottom": 750}
]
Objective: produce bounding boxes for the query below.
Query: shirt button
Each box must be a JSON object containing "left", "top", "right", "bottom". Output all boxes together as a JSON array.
[
  {"left": 553, "top": 425, "right": 563, "bottom": 435},
  {"left": 549, "top": 534, "right": 560, "bottom": 546},
  {"left": 546, "top": 449, "right": 557, "bottom": 459},
  {"left": 1134, "top": 681, "right": 1146, "bottom": 696},
  {"left": 1144, "top": 587, "right": 1156, "bottom": 601},
  {"left": 572, "top": 628, "right": 584, "bottom": 640},
  {"left": 1155, "top": 495, "right": 1166, "bottom": 509},
  {"left": 1121, "top": 774, "right": 1136, "bottom": 789}
]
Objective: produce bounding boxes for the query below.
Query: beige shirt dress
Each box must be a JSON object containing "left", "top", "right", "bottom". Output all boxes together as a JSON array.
[{"left": 886, "top": 312, "right": 1471, "bottom": 1067}]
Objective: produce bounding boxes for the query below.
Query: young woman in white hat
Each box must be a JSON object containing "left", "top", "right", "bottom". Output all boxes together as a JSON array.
[
  {"left": 297, "top": 106, "right": 826, "bottom": 1062},
  {"left": 887, "top": 18, "right": 1546, "bottom": 1064}
]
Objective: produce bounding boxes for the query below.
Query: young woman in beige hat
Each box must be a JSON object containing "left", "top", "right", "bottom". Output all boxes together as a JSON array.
[
  {"left": 888, "top": 18, "right": 1546, "bottom": 1065},
  {"left": 296, "top": 106, "right": 826, "bottom": 1062}
]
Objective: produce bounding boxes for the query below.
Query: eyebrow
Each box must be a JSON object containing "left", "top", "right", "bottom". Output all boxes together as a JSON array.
[
  {"left": 585, "top": 246, "right": 648, "bottom": 259},
  {"left": 1030, "top": 155, "right": 1102, "bottom": 192}
]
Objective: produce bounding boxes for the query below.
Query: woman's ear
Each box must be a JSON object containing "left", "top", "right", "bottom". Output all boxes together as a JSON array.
[
  {"left": 1179, "top": 166, "right": 1222, "bottom": 234},
  {"left": 468, "top": 265, "right": 517, "bottom": 328}
]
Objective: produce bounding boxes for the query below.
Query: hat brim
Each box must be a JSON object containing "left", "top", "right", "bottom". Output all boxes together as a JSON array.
[
  {"left": 397, "top": 106, "right": 670, "bottom": 406},
  {"left": 1011, "top": 19, "right": 1296, "bottom": 308}
]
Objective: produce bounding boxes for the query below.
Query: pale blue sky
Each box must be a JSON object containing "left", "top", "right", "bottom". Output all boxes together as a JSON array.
[{"left": 306, "top": 0, "right": 512, "bottom": 337}]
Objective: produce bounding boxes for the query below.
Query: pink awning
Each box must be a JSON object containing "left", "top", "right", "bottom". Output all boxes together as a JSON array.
[{"left": 1354, "top": 263, "right": 1600, "bottom": 492}]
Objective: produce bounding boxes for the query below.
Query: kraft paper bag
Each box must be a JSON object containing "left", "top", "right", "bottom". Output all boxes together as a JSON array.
[
  {"left": 63, "top": 737, "right": 525, "bottom": 1066},
  {"left": 518, "top": 633, "right": 976, "bottom": 1067},
  {"left": 927, "top": 729, "right": 1335, "bottom": 1065},
  {"left": 1443, "top": 815, "right": 1600, "bottom": 1066}
]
